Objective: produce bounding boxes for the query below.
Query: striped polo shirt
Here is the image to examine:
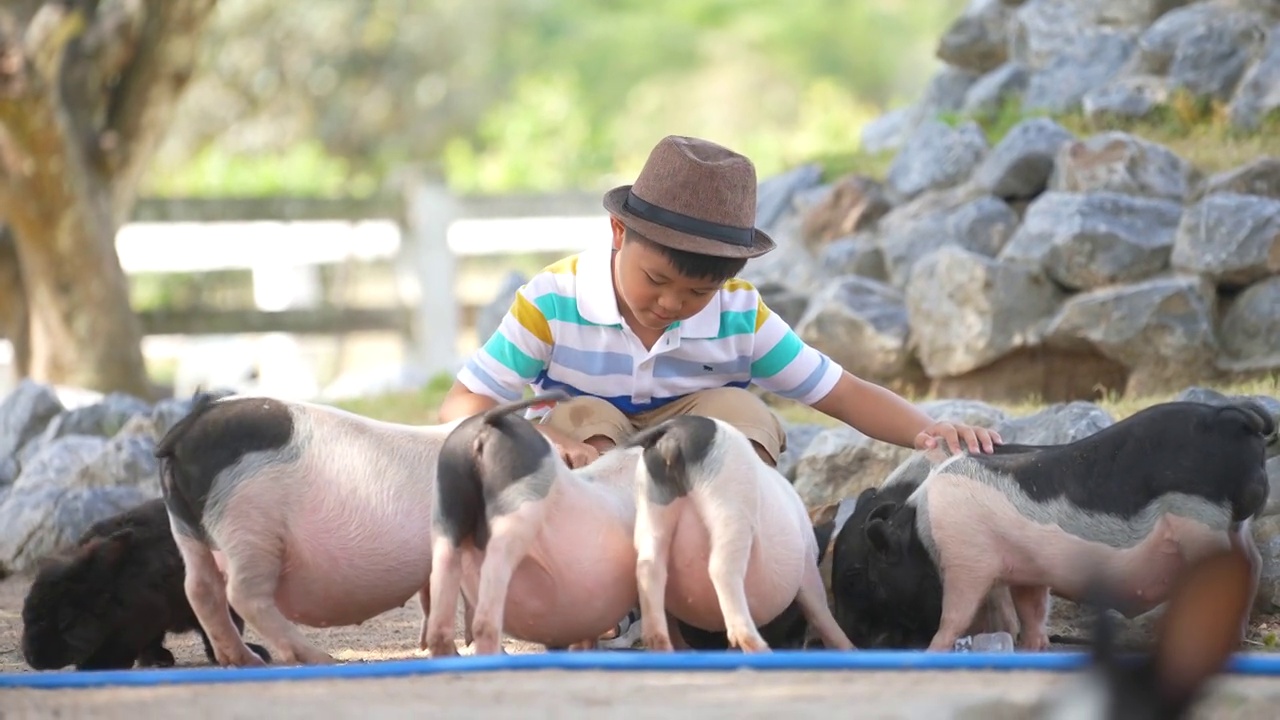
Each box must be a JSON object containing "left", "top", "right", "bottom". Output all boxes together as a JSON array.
[{"left": 457, "top": 244, "right": 843, "bottom": 417}]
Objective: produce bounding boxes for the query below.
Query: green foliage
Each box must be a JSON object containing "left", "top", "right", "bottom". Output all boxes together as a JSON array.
[
  {"left": 149, "top": 140, "right": 377, "bottom": 197},
  {"left": 145, "top": 0, "right": 969, "bottom": 196}
]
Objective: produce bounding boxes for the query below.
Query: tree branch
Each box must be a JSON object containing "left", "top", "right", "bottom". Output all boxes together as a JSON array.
[{"left": 100, "top": 0, "right": 217, "bottom": 224}]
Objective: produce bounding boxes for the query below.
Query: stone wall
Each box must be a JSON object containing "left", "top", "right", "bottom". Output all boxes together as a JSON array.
[{"left": 744, "top": 117, "right": 1280, "bottom": 403}]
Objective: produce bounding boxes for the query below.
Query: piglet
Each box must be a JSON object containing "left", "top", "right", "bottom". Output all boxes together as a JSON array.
[
  {"left": 862, "top": 400, "right": 1273, "bottom": 653},
  {"left": 423, "top": 390, "right": 646, "bottom": 656},
  {"left": 1035, "top": 543, "right": 1254, "bottom": 719},
  {"left": 20, "top": 498, "right": 270, "bottom": 671},
  {"left": 155, "top": 391, "right": 467, "bottom": 666},
  {"left": 625, "top": 415, "right": 853, "bottom": 652}
]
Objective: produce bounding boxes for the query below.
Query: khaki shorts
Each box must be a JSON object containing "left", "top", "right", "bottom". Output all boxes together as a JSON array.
[{"left": 538, "top": 386, "right": 788, "bottom": 463}]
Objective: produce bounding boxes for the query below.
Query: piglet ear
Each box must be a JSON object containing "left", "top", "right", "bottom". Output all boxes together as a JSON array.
[
  {"left": 1151, "top": 546, "right": 1253, "bottom": 708},
  {"left": 866, "top": 519, "right": 894, "bottom": 557},
  {"left": 868, "top": 502, "right": 898, "bottom": 524}
]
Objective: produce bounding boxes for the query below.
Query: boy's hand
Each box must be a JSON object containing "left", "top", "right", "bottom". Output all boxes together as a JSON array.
[
  {"left": 914, "top": 421, "right": 1003, "bottom": 456},
  {"left": 556, "top": 440, "right": 601, "bottom": 469},
  {"left": 535, "top": 424, "right": 600, "bottom": 469}
]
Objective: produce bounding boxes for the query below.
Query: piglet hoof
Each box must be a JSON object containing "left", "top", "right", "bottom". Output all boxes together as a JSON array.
[
  {"left": 426, "top": 636, "right": 459, "bottom": 659},
  {"left": 1018, "top": 632, "right": 1050, "bottom": 652},
  {"left": 727, "top": 626, "right": 770, "bottom": 654},
  {"left": 218, "top": 646, "right": 269, "bottom": 668},
  {"left": 643, "top": 632, "right": 675, "bottom": 652}
]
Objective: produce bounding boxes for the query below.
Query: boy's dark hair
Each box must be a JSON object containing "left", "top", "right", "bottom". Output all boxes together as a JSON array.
[{"left": 624, "top": 226, "right": 747, "bottom": 282}]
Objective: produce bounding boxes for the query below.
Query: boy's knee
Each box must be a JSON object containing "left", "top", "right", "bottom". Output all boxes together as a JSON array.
[{"left": 539, "top": 394, "right": 632, "bottom": 446}]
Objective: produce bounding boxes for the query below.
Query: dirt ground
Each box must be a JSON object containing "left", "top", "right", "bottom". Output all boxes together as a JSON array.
[{"left": 4, "top": 573, "right": 1280, "bottom": 719}]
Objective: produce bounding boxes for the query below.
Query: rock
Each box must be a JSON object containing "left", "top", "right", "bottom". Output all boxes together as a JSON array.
[
  {"left": 1048, "top": 132, "right": 1202, "bottom": 202},
  {"left": 1219, "top": 277, "right": 1280, "bottom": 367},
  {"left": 1000, "top": 191, "right": 1184, "bottom": 290},
  {"left": 756, "top": 281, "right": 811, "bottom": 329},
  {"left": 1008, "top": 0, "right": 1150, "bottom": 69},
  {"left": 0, "top": 484, "right": 149, "bottom": 573},
  {"left": 962, "top": 62, "right": 1031, "bottom": 117},
  {"left": 1198, "top": 157, "right": 1280, "bottom": 200},
  {"left": 885, "top": 119, "right": 989, "bottom": 205},
  {"left": 970, "top": 117, "right": 1076, "bottom": 200},
  {"left": 916, "top": 66, "right": 984, "bottom": 121},
  {"left": 1268, "top": 457, "right": 1280, "bottom": 517},
  {"left": 906, "top": 246, "right": 1066, "bottom": 378},
  {"left": 16, "top": 391, "right": 151, "bottom": 467},
  {"left": 776, "top": 423, "right": 826, "bottom": 483},
  {"left": 1170, "top": 192, "right": 1280, "bottom": 287},
  {"left": 817, "top": 233, "right": 889, "bottom": 283},
  {"left": 0, "top": 455, "right": 15, "bottom": 487},
  {"left": 738, "top": 212, "right": 824, "bottom": 291},
  {"left": 1021, "top": 31, "right": 1137, "bottom": 113},
  {"left": 794, "top": 275, "right": 918, "bottom": 384},
  {"left": 929, "top": 346, "right": 1131, "bottom": 405},
  {"left": 72, "top": 432, "right": 163, "bottom": 498},
  {"left": 792, "top": 426, "right": 916, "bottom": 508},
  {"left": 1228, "top": 23, "right": 1280, "bottom": 130},
  {"left": 880, "top": 195, "right": 1019, "bottom": 289},
  {"left": 1045, "top": 274, "right": 1220, "bottom": 396},
  {"left": 0, "top": 379, "right": 63, "bottom": 468},
  {"left": 859, "top": 106, "right": 917, "bottom": 155},
  {"left": 1134, "top": 1, "right": 1268, "bottom": 101},
  {"left": 916, "top": 398, "right": 1010, "bottom": 430},
  {"left": 799, "top": 174, "right": 891, "bottom": 248},
  {"left": 755, "top": 163, "right": 823, "bottom": 234},
  {"left": 1081, "top": 75, "right": 1170, "bottom": 122},
  {"left": 937, "top": 0, "right": 1015, "bottom": 73},
  {"left": 994, "top": 401, "right": 1116, "bottom": 445}
]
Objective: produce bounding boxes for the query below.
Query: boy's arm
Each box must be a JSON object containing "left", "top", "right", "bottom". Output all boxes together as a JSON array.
[
  {"left": 438, "top": 288, "right": 551, "bottom": 423},
  {"left": 748, "top": 300, "right": 1000, "bottom": 454}
]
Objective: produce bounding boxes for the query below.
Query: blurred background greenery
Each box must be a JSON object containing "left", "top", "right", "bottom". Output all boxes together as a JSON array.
[{"left": 143, "top": 0, "right": 968, "bottom": 199}]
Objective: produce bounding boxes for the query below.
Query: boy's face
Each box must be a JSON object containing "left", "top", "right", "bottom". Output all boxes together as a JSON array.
[{"left": 609, "top": 218, "right": 723, "bottom": 331}]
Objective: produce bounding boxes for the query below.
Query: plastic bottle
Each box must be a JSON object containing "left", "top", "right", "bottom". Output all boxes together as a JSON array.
[{"left": 953, "top": 631, "right": 1015, "bottom": 652}]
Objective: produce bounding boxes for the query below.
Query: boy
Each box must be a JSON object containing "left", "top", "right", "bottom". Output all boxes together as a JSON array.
[
  {"left": 439, "top": 134, "right": 1001, "bottom": 465},
  {"left": 437, "top": 134, "right": 1002, "bottom": 646}
]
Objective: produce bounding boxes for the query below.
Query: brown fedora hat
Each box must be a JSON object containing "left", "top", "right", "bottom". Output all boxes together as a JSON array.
[{"left": 603, "top": 135, "right": 775, "bottom": 259}]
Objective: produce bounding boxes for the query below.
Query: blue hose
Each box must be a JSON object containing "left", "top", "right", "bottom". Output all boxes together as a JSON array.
[{"left": 4, "top": 650, "right": 1280, "bottom": 690}]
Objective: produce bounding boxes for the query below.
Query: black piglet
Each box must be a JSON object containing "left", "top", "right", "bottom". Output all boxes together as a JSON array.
[{"left": 20, "top": 497, "right": 270, "bottom": 671}]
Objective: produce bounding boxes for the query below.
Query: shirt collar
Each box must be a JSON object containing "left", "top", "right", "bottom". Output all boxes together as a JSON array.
[{"left": 574, "top": 243, "right": 723, "bottom": 339}]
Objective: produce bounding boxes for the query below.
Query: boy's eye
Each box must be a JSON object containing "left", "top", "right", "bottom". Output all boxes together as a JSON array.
[{"left": 646, "top": 274, "right": 666, "bottom": 286}]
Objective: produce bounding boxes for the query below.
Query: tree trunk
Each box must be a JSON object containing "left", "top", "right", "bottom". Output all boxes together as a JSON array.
[
  {"left": 0, "top": 0, "right": 218, "bottom": 399},
  {"left": 0, "top": 225, "right": 30, "bottom": 377}
]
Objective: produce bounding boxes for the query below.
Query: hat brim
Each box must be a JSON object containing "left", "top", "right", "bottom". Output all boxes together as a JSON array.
[{"left": 602, "top": 185, "right": 776, "bottom": 260}]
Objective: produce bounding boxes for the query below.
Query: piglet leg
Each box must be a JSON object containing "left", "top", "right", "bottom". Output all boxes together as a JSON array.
[
  {"left": 1232, "top": 520, "right": 1262, "bottom": 642},
  {"left": 634, "top": 499, "right": 679, "bottom": 651},
  {"left": 928, "top": 570, "right": 996, "bottom": 652},
  {"left": 222, "top": 539, "right": 335, "bottom": 666},
  {"left": 172, "top": 531, "right": 266, "bottom": 667},
  {"left": 796, "top": 562, "right": 855, "bottom": 650},
  {"left": 423, "top": 535, "right": 465, "bottom": 657},
  {"left": 704, "top": 504, "right": 769, "bottom": 653},
  {"left": 470, "top": 503, "right": 547, "bottom": 656},
  {"left": 1010, "top": 585, "right": 1051, "bottom": 650}
]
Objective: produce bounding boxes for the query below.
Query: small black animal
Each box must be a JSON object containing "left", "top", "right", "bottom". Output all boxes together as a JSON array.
[{"left": 20, "top": 497, "right": 270, "bottom": 671}]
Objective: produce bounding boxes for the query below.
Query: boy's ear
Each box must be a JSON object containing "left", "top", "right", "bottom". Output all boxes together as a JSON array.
[{"left": 609, "top": 216, "right": 627, "bottom": 250}]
